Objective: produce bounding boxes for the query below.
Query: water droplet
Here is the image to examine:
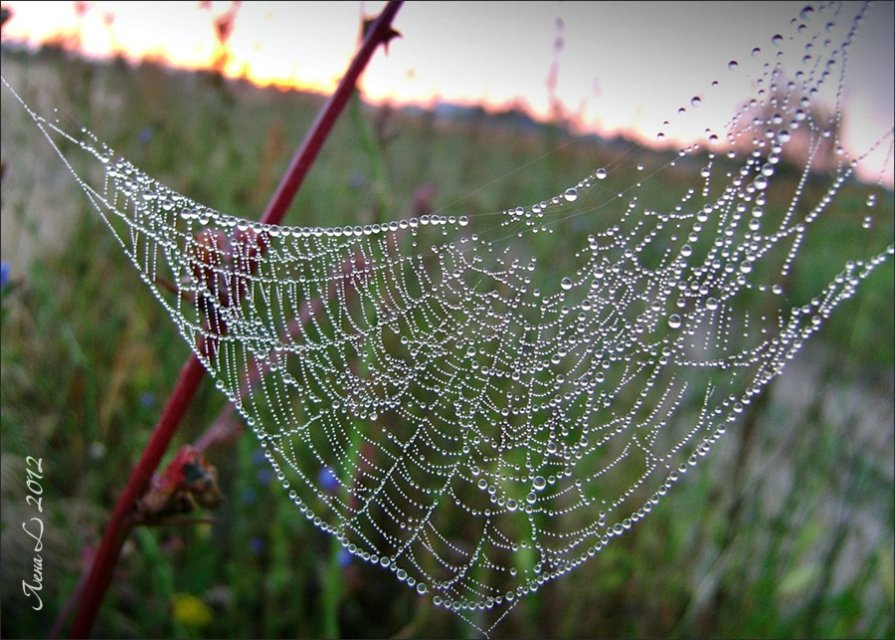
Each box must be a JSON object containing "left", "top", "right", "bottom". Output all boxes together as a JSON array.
[
  {"left": 752, "top": 47, "right": 762, "bottom": 57},
  {"left": 691, "top": 96, "right": 702, "bottom": 107},
  {"left": 595, "top": 167, "right": 608, "bottom": 180},
  {"left": 563, "top": 187, "right": 579, "bottom": 202},
  {"left": 533, "top": 476, "right": 547, "bottom": 491},
  {"left": 706, "top": 297, "right": 719, "bottom": 311},
  {"left": 667, "top": 314, "right": 682, "bottom": 329},
  {"left": 458, "top": 216, "right": 469, "bottom": 226},
  {"left": 772, "top": 34, "right": 784, "bottom": 46},
  {"left": 800, "top": 5, "right": 814, "bottom": 20},
  {"left": 866, "top": 194, "right": 877, "bottom": 208},
  {"left": 728, "top": 60, "right": 739, "bottom": 70},
  {"left": 560, "top": 277, "right": 573, "bottom": 291}
]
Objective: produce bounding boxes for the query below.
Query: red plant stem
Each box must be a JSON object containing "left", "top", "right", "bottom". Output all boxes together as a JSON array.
[
  {"left": 69, "top": 355, "right": 206, "bottom": 637},
  {"left": 260, "top": 1, "right": 404, "bottom": 227},
  {"left": 67, "top": 3, "right": 404, "bottom": 637}
]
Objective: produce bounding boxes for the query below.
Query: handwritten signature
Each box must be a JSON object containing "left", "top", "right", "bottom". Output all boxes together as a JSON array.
[{"left": 22, "top": 456, "right": 45, "bottom": 611}]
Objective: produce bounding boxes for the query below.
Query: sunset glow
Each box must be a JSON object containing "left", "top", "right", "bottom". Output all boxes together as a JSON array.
[{"left": 2, "top": 1, "right": 893, "bottom": 185}]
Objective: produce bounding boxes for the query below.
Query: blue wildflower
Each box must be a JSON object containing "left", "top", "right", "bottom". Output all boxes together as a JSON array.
[
  {"left": 318, "top": 467, "right": 339, "bottom": 493},
  {"left": 257, "top": 468, "right": 272, "bottom": 485},
  {"left": 338, "top": 548, "right": 352, "bottom": 568},
  {"left": 251, "top": 449, "right": 267, "bottom": 466},
  {"left": 249, "top": 537, "right": 264, "bottom": 555},
  {"left": 0, "top": 261, "right": 9, "bottom": 288},
  {"left": 241, "top": 488, "right": 257, "bottom": 505},
  {"left": 348, "top": 170, "right": 366, "bottom": 189},
  {"left": 140, "top": 392, "right": 155, "bottom": 408}
]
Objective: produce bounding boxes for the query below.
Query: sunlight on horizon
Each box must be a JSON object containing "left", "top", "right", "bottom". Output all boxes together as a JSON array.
[{"left": 2, "top": 0, "right": 893, "bottom": 186}]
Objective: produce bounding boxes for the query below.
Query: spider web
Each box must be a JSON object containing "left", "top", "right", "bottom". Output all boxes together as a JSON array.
[{"left": 3, "top": 1, "right": 893, "bottom": 635}]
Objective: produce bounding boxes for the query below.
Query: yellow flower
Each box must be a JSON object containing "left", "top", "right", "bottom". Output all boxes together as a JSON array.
[{"left": 172, "top": 592, "right": 213, "bottom": 630}]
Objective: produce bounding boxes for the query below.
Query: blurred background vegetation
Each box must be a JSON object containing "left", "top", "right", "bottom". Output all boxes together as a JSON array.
[{"left": 1, "top": 37, "right": 893, "bottom": 639}]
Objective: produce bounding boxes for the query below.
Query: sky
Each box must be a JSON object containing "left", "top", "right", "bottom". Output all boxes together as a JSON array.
[{"left": 2, "top": 1, "right": 893, "bottom": 185}]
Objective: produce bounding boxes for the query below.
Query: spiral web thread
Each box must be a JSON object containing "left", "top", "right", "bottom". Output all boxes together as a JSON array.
[{"left": 3, "top": 2, "right": 893, "bottom": 635}]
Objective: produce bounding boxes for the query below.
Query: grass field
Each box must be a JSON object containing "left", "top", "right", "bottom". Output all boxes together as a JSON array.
[{"left": 1, "top": 44, "right": 893, "bottom": 639}]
